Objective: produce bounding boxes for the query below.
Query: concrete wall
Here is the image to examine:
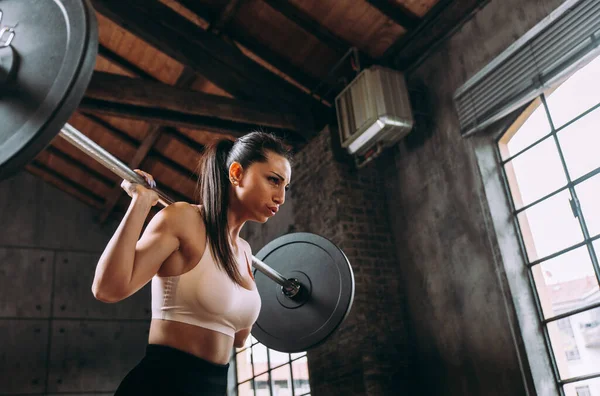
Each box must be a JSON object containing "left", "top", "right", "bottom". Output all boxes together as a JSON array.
[
  {"left": 242, "top": 1, "right": 571, "bottom": 395},
  {"left": 0, "top": 171, "right": 149, "bottom": 395},
  {"left": 383, "top": 0, "right": 567, "bottom": 395}
]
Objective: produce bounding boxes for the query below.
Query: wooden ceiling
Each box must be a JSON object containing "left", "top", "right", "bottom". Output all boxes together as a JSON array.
[{"left": 27, "top": 0, "right": 487, "bottom": 223}]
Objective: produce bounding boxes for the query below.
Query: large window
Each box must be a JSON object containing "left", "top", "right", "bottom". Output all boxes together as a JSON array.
[
  {"left": 229, "top": 335, "right": 310, "bottom": 396},
  {"left": 498, "top": 54, "right": 600, "bottom": 395}
]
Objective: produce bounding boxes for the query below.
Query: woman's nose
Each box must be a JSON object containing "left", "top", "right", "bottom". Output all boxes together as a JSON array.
[{"left": 273, "top": 190, "right": 285, "bottom": 205}]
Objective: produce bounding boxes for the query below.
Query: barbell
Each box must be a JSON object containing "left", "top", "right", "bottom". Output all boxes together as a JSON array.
[{"left": 0, "top": 0, "right": 355, "bottom": 353}]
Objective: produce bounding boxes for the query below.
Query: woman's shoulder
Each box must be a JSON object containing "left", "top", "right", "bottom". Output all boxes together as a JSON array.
[{"left": 159, "top": 202, "right": 204, "bottom": 230}]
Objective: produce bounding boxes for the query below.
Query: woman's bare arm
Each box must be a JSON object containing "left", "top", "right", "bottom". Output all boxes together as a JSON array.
[
  {"left": 92, "top": 170, "right": 182, "bottom": 303},
  {"left": 91, "top": 197, "right": 182, "bottom": 302}
]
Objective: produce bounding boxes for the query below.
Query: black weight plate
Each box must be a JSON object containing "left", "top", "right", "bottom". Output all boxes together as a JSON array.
[
  {"left": 253, "top": 232, "right": 355, "bottom": 353},
  {"left": 0, "top": 0, "right": 98, "bottom": 181}
]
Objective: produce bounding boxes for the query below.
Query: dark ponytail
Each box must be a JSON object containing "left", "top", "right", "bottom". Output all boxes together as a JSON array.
[{"left": 195, "top": 132, "right": 292, "bottom": 287}]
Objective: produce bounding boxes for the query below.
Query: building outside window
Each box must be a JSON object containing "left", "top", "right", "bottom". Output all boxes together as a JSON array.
[
  {"left": 498, "top": 54, "right": 600, "bottom": 395},
  {"left": 229, "top": 335, "right": 310, "bottom": 396}
]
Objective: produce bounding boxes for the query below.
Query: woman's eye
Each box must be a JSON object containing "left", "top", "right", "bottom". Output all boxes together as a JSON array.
[{"left": 268, "top": 176, "right": 280, "bottom": 185}]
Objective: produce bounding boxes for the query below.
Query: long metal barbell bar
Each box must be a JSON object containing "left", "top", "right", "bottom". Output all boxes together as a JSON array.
[{"left": 59, "top": 123, "right": 302, "bottom": 297}]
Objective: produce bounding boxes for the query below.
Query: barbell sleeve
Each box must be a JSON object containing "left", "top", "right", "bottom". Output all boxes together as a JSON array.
[{"left": 59, "top": 123, "right": 295, "bottom": 291}]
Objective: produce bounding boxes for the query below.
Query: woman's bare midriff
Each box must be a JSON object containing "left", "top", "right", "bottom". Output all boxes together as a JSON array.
[
  {"left": 146, "top": 203, "right": 250, "bottom": 366},
  {"left": 148, "top": 319, "right": 234, "bottom": 365}
]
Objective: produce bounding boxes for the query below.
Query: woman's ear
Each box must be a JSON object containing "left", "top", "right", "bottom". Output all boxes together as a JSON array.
[{"left": 229, "top": 162, "right": 244, "bottom": 185}]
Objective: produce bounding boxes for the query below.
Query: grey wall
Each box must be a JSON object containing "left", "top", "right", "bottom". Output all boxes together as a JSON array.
[
  {"left": 383, "top": 0, "right": 566, "bottom": 394},
  {"left": 0, "top": 170, "right": 149, "bottom": 395},
  {"left": 241, "top": 0, "right": 571, "bottom": 395}
]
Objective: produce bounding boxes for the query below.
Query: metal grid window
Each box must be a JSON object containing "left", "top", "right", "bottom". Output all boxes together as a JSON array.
[
  {"left": 497, "top": 54, "right": 600, "bottom": 395},
  {"left": 228, "top": 335, "right": 310, "bottom": 396}
]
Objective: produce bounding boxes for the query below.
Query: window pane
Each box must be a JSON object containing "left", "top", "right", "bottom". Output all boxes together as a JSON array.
[
  {"left": 269, "top": 350, "right": 290, "bottom": 369},
  {"left": 290, "top": 352, "right": 306, "bottom": 360},
  {"left": 238, "top": 380, "right": 255, "bottom": 396},
  {"left": 576, "top": 174, "right": 600, "bottom": 237},
  {"left": 236, "top": 350, "right": 254, "bottom": 383},
  {"left": 557, "top": 106, "right": 600, "bottom": 180},
  {"left": 504, "top": 137, "right": 567, "bottom": 209},
  {"left": 563, "top": 375, "right": 600, "bottom": 395},
  {"left": 546, "top": 55, "right": 600, "bottom": 128},
  {"left": 291, "top": 357, "right": 310, "bottom": 395},
  {"left": 548, "top": 310, "right": 600, "bottom": 380},
  {"left": 531, "top": 246, "right": 599, "bottom": 318},
  {"left": 501, "top": 99, "right": 551, "bottom": 159},
  {"left": 271, "top": 365, "right": 292, "bottom": 396},
  {"left": 517, "top": 190, "right": 583, "bottom": 260},
  {"left": 252, "top": 343, "right": 269, "bottom": 376},
  {"left": 255, "top": 372, "right": 270, "bottom": 396}
]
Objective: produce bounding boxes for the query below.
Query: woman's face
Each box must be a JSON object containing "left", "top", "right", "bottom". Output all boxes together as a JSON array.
[{"left": 230, "top": 151, "right": 291, "bottom": 223}]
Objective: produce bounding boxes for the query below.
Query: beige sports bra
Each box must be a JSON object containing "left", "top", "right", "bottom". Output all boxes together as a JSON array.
[{"left": 151, "top": 234, "right": 262, "bottom": 338}]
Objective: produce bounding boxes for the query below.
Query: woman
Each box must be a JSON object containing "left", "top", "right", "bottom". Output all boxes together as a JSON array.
[{"left": 91, "top": 132, "right": 292, "bottom": 395}]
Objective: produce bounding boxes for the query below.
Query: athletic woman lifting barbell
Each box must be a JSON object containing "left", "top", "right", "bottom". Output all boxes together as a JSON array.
[
  {"left": 92, "top": 132, "right": 292, "bottom": 396},
  {"left": 0, "top": 1, "right": 355, "bottom": 392}
]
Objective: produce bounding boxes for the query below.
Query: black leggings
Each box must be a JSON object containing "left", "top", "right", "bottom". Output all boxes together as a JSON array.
[{"left": 115, "top": 344, "right": 230, "bottom": 396}]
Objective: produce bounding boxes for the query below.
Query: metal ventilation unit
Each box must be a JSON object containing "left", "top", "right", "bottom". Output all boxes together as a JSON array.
[{"left": 335, "top": 66, "right": 414, "bottom": 167}]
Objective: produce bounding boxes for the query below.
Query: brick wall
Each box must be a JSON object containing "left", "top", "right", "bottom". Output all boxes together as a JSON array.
[{"left": 291, "top": 127, "right": 416, "bottom": 395}]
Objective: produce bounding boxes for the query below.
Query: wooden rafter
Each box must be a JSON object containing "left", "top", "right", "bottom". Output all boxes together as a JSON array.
[
  {"left": 261, "top": 0, "right": 349, "bottom": 54},
  {"left": 209, "top": 0, "right": 244, "bottom": 34},
  {"left": 366, "top": 0, "right": 420, "bottom": 31},
  {"left": 175, "top": 0, "right": 321, "bottom": 92},
  {"left": 82, "top": 72, "right": 314, "bottom": 136},
  {"left": 44, "top": 145, "right": 115, "bottom": 186},
  {"left": 97, "top": 44, "right": 158, "bottom": 81},
  {"left": 77, "top": 113, "right": 197, "bottom": 181},
  {"left": 97, "top": 66, "right": 200, "bottom": 223},
  {"left": 383, "top": 0, "right": 490, "bottom": 70},
  {"left": 42, "top": 144, "right": 193, "bottom": 206},
  {"left": 228, "top": 27, "right": 320, "bottom": 91},
  {"left": 90, "top": 0, "right": 326, "bottom": 129}
]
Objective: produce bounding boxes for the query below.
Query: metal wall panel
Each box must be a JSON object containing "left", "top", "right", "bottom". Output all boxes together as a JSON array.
[
  {"left": 47, "top": 320, "right": 148, "bottom": 393},
  {"left": 0, "top": 248, "right": 53, "bottom": 317},
  {"left": 53, "top": 251, "right": 151, "bottom": 320},
  {"left": 0, "top": 319, "right": 49, "bottom": 394}
]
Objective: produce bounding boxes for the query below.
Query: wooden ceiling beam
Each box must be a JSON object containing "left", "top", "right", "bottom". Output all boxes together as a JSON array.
[
  {"left": 78, "top": 113, "right": 198, "bottom": 180},
  {"left": 90, "top": 0, "right": 325, "bottom": 126},
  {"left": 209, "top": 0, "right": 244, "bottom": 34},
  {"left": 97, "top": 44, "right": 158, "bottom": 81},
  {"left": 260, "top": 0, "right": 349, "bottom": 54},
  {"left": 162, "top": 128, "right": 205, "bottom": 154},
  {"left": 82, "top": 71, "right": 312, "bottom": 136},
  {"left": 98, "top": 66, "right": 201, "bottom": 223},
  {"left": 366, "top": 0, "right": 420, "bottom": 31},
  {"left": 78, "top": 113, "right": 138, "bottom": 146},
  {"left": 174, "top": 0, "right": 321, "bottom": 93},
  {"left": 227, "top": 27, "right": 321, "bottom": 91},
  {"left": 44, "top": 144, "right": 192, "bottom": 206},
  {"left": 44, "top": 145, "right": 115, "bottom": 186},
  {"left": 383, "top": 0, "right": 489, "bottom": 70},
  {"left": 80, "top": 98, "right": 310, "bottom": 145}
]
